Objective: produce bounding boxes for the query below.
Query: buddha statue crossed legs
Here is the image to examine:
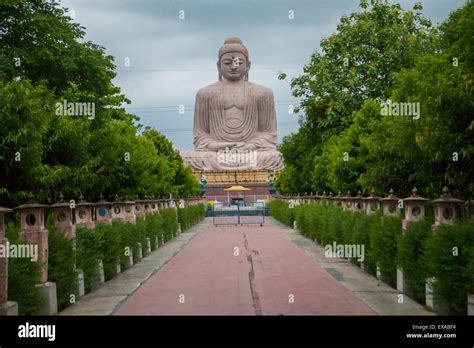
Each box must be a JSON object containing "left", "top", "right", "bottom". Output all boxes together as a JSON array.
[{"left": 182, "top": 37, "right": 284, "bottom": 171}]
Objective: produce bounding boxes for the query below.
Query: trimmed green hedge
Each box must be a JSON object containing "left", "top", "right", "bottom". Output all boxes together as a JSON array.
[
  {"left": 96, "top": 222, "right": 121, "bottom": 281},
  {"left": 47, "top": 225, "right": 76, "bottom": 311},
  {"left": 178, "top": 204, "right": 205, "bottom": 231},
  {"left": 397, "top": 220, "right": 431, "bottom": 304},
  {"left": 425, "top": 220, "right": 474, "bottom": 314},
  {"left": 6, "top": 204, "right": 204, "bottom": 315},
  {"left": 269, "top": 200, "right": 295, "bottom": 226},
  {"left": 76, "top": 225, "right": 102, "bottom": 293},
  {"left": 145, "top": 212, "right": 163, "bottom": 249},
  {"left": 371, "top": 216, "right": 402, "bottom": 287},
  {"left": 270, "top": 200, "right": 474, "bottom": 314},
  {"left": 161, "top": 208, "right": 179, "bottom": 241},
  {"left": 6, "top": 221, "right": 42, "bottom": 315}
]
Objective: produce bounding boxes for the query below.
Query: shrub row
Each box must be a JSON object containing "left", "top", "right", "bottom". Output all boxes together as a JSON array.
[
  {"left": 5, "top": 222, "right": 41, "bottom": 315},
  {"left": 269, "top": 200, "right": 295, "bottom": 226},
  {"left": 270, "top": 200, "right": 474, "bottom": 314},
  {"left": 178, "top": 204, "right": 205, "bottom": 231},
  {"left": 7, "top": 205, "right": 204, "bottom": 314}
]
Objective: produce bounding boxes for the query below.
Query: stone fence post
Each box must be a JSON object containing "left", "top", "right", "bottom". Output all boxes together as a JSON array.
[
  {"left": 74, "top": 195, "right": 95, "bottom": 229},
  {"left": 51, "top": 194, "right": 85, "bottom": 300},
  {"left": 381, "top": 189, "right": 400, "bottom": 217},
  {"left": 365, "top": 191, "right": 380, "bottom": 216},
  {"left": 134, "top": 196, "right": 147, "bottom": 220},
  {"left": 51, "top": 193, "right": 76, "bottom": 239},
  {"left": 341, "top": 191, "right": 353, "bottom": 212},
  {"left": 427, "top": 186, "right": 464, "bottom": 314},
  {"left": 397, "top": 187, "right": 427, "bottom": 298},
  {"left": 15, "top": 193, "right": 57, "bottom": 315},
  {"left": 376, "top": 189, "right": 401, "bottom": 280},
  {"left": 93, "top": 194, "right": 112, "bottom": 226},
  {"left": 92, "top": 195, "right": 111, "bottom": 284}
]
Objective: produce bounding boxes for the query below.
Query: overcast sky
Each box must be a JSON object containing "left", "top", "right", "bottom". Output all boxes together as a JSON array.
[{"left": 60, "top": 0, "right": 466, "bottom": 150}]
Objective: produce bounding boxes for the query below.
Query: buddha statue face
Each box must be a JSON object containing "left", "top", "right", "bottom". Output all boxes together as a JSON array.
[{"left": 217, "top": 52, "right": 251, "bottom": 82}]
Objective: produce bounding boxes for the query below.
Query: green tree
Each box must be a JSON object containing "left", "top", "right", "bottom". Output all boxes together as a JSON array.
[
  {"left": 0, "top": 79, "right": 53, "bottom": 204},
  {"left": 359, "top": 1, "right": 474, "bottom": 198},
  {"left": 0, "top": 1, "right": 200, "bottom": 206},
  {"left": 276, "top": 0, "right": 434, "bottom": 194},
  {"left": 142, "top": 128, "right": 200, "bottom": 198}
]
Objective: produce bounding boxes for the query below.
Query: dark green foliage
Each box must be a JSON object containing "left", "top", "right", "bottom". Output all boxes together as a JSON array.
[
  {"left": 75, "top": 226, "right": 102, "bottom": 294},
  {"left": 276, "top": 0, "right": 434, "bottom": 194},
  {"left": 269, "top": 200, "right": 295, "bottom": 227},
  {"left": 371, "top": 216, "right": 402, "bottom": 287},
  {"left": 132, "top": 218, "right": 147, "bottom": 263},
  {"left": 273, "top": 199, "right": 472, "bottom": 312},
  {"left": 96, "top": 223, "right": 121, "bottom": 281},
  {"left": 425, "top": 220, "right": 474, "bottom": 314},
  {"left": 116, "top": 221, "right": 141, "bottom": 265},
  {"left": 275, "top": 1, "right": 473, "bottom": 200},
  {"left": 5, "top": 221, "right": 41, "bottom": 315},
  {"left": 7, "top": 254, "right": 42, "bottom": 315},
  {"left": 178, "top": 204, "right": 205, "bottom": 231},
  {"left": 47, "top": 227, "right": 76, "bottom": 311},
  {"left": 160, "top": 208, "right": 178, "bottom": 242},
  {"left": 145, "top": 213, "right": 163, "bottom": 250},
  {"left": 398, "top": 220, "right": 432, "bottom": 304},
  {"left": 0, "top": 2, "right": 200, "bottom": 207}
]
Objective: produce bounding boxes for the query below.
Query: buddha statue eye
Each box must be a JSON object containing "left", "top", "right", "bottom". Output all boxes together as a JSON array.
[{"left": 232, "top": 57, "right": 244, "bottom": 65}]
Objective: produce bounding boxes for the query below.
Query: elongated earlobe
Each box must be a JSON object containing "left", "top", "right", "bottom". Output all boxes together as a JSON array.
[{"left": 217, "top": 61, "right": 222, "bottom": 80}]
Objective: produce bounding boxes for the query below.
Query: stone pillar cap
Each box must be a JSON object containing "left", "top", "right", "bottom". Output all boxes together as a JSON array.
[
  {"left": 75, "top": 194, "right": 92, "bottom": 207},
  {"left": 403, "top": 187, "right": 428, "bottom": 202},
  {"left": 14, "top": 192, "right": 49, "bottom": 210},
  {"left": 50, "top": 193, "right": 70, "bottom": 208},
  {"left": 432, "top": 186, "right": 463, "bottom": 204},
  {"left": 91, "top": 193, "right": 112, "bottom": 206},
  {"left": 364, "top": 190, "right": 380, "bottom": 201},
  {"left": 0, "top": 207, "right": 13, "bottom": 213},
  {"left": 382, "top": 188, "right": 399, "bottom": 201}
]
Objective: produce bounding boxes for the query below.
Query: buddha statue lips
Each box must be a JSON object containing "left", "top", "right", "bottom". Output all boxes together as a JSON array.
[{"left": 181, "top": 37, "right": 285, "bottom": 171}]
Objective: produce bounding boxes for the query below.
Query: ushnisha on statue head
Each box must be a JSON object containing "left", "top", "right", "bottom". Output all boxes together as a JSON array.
[{"left": 217, "top": 37, "right": 251, "bottom": 82}]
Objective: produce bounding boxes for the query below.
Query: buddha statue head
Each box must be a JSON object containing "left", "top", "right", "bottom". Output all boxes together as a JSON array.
[{"left": 217, "top": 37, "right": 251, "bottom": 82}]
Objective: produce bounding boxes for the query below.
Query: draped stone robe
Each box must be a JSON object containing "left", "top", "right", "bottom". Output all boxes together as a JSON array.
[{"left": 182, "top": 81, "right": 284, "bottom": 171}]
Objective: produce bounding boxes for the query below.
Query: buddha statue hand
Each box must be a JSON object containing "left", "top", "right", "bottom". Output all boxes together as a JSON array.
[
  {"left": 206, "top": 142, "right": 238, "bottom": 152},
  {"left": 234, "top": 142, "right": 256, "bottom": 151}
]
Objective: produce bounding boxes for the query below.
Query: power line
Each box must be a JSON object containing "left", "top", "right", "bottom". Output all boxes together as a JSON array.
[
  {"left": 125, "top": 100, "right": 301, "bottom": 112},
  {"left": 116, "top": 67, "right": 302, "bottom": 73}
]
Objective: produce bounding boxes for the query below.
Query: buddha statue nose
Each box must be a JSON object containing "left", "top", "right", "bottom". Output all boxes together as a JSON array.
[{"left": 232, "top": 57, "right": 240, "bottom": 68}]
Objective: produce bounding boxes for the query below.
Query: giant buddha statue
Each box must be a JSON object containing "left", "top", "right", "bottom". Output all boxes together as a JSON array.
[{"left": 181, "top": 37, "right": 284, "bottom": 171}]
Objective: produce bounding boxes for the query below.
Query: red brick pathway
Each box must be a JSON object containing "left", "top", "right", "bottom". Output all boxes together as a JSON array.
[{"left": 115, "top": 220, "right": 376, "bottom": 315}]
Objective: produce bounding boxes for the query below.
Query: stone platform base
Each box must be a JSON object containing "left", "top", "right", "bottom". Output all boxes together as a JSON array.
[
  {"left": 194, "top": 170, "right": 277, "bottom": 184},
  {"left": 196, "top": 170, "right": 278, "bottom": 203},
  {"left": 204, "top": 182, "right": 272, "bottom": 202}
]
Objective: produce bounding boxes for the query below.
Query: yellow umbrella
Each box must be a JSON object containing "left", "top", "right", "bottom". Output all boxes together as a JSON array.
[{"left": 224, "top": 185, "right": 250, "bottom": 204}]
